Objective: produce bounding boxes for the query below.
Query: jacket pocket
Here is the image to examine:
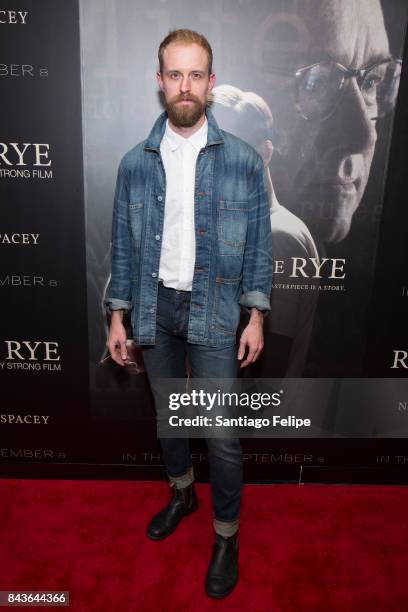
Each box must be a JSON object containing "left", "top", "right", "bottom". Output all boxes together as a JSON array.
[
  {"left": 128, "top": 202, "right": 144, "bottom": 245},
  {"left": 212, "top": 276, "right": 242, "bottom": 335},
  {"left": 217, "top": 200, "right": 248, "bottom": 256}
]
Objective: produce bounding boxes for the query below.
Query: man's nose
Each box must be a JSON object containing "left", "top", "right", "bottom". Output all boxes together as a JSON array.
[
  {"left": 320, "top": 78, "right": 377, "bottom": 154},
  {"left": 180, "top": 75, "right": 191, "bottom": 93}
]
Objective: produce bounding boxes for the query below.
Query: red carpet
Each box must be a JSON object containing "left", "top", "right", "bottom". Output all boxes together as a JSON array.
[{"left": 1, "top": 480, "right": 408, "bottom": 611}]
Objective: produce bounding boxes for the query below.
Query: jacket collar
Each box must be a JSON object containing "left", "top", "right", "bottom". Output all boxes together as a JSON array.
[{"left": 144, "top": 107, "right": 224, "bottom": 152}]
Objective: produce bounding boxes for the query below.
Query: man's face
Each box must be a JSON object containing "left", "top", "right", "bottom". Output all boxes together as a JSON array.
[
  {"left": 259, "top": 0, "right": 390, "bottom": 244},
  {"left": 157, "top": 42, "right": 215, "bottom": 128}
]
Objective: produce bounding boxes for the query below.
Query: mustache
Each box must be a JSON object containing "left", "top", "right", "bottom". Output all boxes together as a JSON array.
[{"left": 170, "top": 93, "right": 201, "bottom": 104}]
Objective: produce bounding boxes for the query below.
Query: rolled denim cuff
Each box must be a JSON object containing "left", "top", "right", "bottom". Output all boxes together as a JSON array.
[
  {"left": 167, "top": 466, "right": 194, "bottom": 489},
  {"left": 239, "top": 290, "right": 271, "bottom": 312},
  {"left": 105, "top": 297, "right": 132, "bottom": 312},
  {"left": 214, "top": 517, "right": 239, "bottom": 537}
]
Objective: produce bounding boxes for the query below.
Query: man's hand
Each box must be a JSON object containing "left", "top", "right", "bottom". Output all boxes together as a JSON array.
[
  {"left": 237, "top": 308, "right": 265, "bottom": 368},
  {"left": 107, "top": 310, "right": 128, "bottom": 366}
]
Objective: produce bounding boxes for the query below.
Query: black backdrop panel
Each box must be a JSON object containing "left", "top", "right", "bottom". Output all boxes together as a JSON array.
[{"left": 0, "top": 0, "right": 90, "bottom": 465}]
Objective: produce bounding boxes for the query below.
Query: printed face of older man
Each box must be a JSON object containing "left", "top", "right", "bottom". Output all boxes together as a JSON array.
[{"left": 258, "top": 0, "right": 397, "bottom": 244}]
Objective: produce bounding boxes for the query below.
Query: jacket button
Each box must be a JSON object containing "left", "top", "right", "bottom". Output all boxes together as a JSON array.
[
  {"left": 157, "top": 195, "right": 163, "bottom": 202},
  {"left": 155, "top": 234, "right": 161, "bottom": 241},
  {"left": 152, "top": 272, "right": 157, "bottom": 278}
]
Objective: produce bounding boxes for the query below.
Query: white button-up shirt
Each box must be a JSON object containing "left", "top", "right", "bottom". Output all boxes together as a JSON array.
[{"left": 158, "top": 117, "right": 208, "bottom": 291}]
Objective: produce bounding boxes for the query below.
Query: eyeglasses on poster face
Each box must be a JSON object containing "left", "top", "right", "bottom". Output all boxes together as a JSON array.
[{"left": 270, "top": 57, "right": 402, "bottom": 121}]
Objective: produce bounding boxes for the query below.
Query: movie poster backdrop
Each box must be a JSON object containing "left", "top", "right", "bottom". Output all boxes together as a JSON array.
[{"left": 1, "top": 0, "right": 408, "bottom": 481}]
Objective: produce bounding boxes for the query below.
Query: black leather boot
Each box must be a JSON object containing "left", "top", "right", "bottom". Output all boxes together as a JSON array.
[
  {"left": 146, "top": 482, "right": 198, "bottom": 540},
  {"left": 205, "top": 531, "right": 239, "bottom": 598}
]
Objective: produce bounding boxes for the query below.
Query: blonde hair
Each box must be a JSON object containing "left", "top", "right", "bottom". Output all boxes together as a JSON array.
[
  {"left": 210, "top": 85, "right": 273, "bottom": 129},
  {"left": 158, "top": 28, "right": 213, "bottom": 74}
]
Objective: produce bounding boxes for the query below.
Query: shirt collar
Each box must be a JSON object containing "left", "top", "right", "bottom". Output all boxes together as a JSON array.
[{"left": 164, "top": 117, "right": 208, "bottom": 152}]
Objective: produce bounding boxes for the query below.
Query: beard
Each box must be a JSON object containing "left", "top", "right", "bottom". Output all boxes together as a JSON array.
[{"left": 165, "top": 93, "right": 206, "bottom": 127}]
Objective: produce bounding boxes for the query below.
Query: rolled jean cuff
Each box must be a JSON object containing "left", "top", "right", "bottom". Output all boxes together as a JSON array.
[
  {"left": 214, "top": 517, "right": 239, "bottom": 537},
  {"left": 167, "top": 466, "right": 194, "bottom": 489}
]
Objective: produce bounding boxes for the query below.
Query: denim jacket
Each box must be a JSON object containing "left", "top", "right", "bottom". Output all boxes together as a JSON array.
[{"left": 105, "top": 108, "right": 273, "bottom": 346}]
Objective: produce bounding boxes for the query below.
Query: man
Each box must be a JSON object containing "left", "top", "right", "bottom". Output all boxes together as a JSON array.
[
  {"left": 253, "top": 0, "right": 401, "bottom": 246},
  {"left": 105, "top": 29, "right": 272, "bottom": 598}
]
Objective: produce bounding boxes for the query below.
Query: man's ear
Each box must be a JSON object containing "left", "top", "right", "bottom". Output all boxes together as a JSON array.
[
  {"left": 156, "top": 70, "right": 164, "bottom": 90},
  {"left": 261, "top": 139, "right": 274, "bottom": 165},
  {"left": 207, "top": 72, "right": 216, "bottom": 92}
]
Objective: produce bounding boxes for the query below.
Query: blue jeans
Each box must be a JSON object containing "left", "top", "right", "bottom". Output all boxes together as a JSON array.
[{"left": 142, "top": 282, "right": 243, "bottom": 524}]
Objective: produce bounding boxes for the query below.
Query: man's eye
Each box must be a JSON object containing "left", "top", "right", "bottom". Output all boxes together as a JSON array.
[
  {"left": 363, "top": 76, "right": 381, "bottom": 91},
  {"left": 170, "top": 73, "right": 180, "bottom": 79},
  {"left": 192, "top": 73, "right": 202, "bottom": 79},
  {"left": 362, "top": 75, "right": 382, "bottom": 102},
  {"left": 304, "top": 77, "right": 323, "bottom": 92}
]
